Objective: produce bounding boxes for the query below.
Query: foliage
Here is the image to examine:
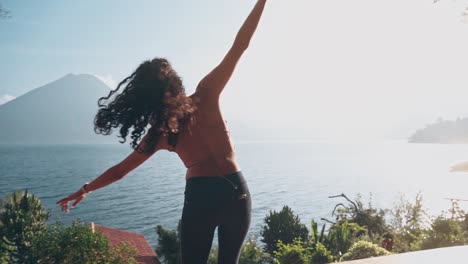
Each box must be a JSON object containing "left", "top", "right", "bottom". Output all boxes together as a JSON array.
[
  {"left": 207, "top": 239, "right": 273, "bottom": 264},
  {"left": 389, "top": 193, "right": 428, "bottom": 253},
  {"left": 326, "top": 220, "right": 366, "bottom": 260},
  {"left": 341, "top": 240, "right": 390, "bottom": 261},
  {"left": 309, "top": 220, "right": 334, "bottom": 263},
  {"left": 261, "top": 206, "right": 309, "bottom": 254},
  {"left": 420, "top": 216, "right": 467, "bottom": 250},
  {"left": 110, "top": 242, "right": 138, "bottom": 264},
  {"left": 327, "top": 193, "right": 388, "bottom": 239},
  {"left": 274, "top": 239, "right": 310, "bottom": 264},
  {"left": 310, "top": 243, "right": 334, "bottom": 264},
  {"left": 310, "top": 220, "right": 327, "bottom": 247},
  {"left": 239, "top": 239, "right": 274, "bottom": 264},
  {"left": 0, "top": 237, "right": 13, "bottom": 263},
  {"left": 207, "top": 247, "right": 218, "bottom": 264},
  {"left": 31, "top": 219, "right": 136, "bottom": 263},
  {"left": 0, "top": 190, "right": 50, "bottom": 263},
  {"left": 155, "top": 221, "right": 181, "bottom": 264}
]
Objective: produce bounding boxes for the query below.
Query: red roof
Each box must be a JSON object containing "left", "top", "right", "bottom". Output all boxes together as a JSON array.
[{"left": 92, "top": 223, "right": 160, "bottom": 264}]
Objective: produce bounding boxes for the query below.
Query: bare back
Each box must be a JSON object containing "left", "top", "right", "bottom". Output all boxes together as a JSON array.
[{"left": 172, "top": 92, "right": 240, "bottom": 179}]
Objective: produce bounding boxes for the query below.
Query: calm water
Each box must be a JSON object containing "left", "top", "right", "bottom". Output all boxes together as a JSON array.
[{"left": 2, "top": 141, "right": 468, "bottom": 248}]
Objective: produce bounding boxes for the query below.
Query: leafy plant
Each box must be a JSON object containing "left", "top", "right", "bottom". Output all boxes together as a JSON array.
[
  {"left": 239, "top": 239, "right": 274, "bottom": 264},
  {"left": 31, "top": 219, "right": 136, "bottom": 263},
  {"left": 389, "top": 193, "right": 428, "bottom": 253},
  {"left": 420, "top": 216, "right": 466, "bottom": 250},
  {"left": 207, "top": 239, "right": 273, "bottom": 264},
  {"left": 310, "top": 220, "right": 327, "bottom": 247},
  {"left": 326, "top": 193, "right": 388, "bottom": 239},
  {"left": 0, "top": 190, "right": 50, "bottom": 263},
  {"left": 261, "top": 206, "right": 309, "bottom": 254},
  {"left": 310, "top": 242, "right": 334, "bottom": 264},
  {"left": 274, "top": 239, "right": 310, "bottom": 264},
  {"left": 341, "top": 240, "right": 390, "bottom": 261}
]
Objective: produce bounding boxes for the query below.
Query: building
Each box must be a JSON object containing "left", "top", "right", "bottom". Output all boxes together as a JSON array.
[{"left": 91, "top": 222, "right": 160, "bottom": 264}]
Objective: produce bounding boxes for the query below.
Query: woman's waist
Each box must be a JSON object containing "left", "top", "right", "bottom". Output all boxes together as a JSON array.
[
  {"left": 184, "top": 171, "right": 249, "bottom": 201},
  {"left": 185, "top": 156, "right": 240, "bottom": 179}
]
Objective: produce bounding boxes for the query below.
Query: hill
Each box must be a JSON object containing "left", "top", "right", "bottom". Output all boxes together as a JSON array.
[
  {"left": 0, "top": 74, "right": 119, "bottom": 144},
  {"left": 409, "top": 117, "right": 468, "bottom": 144}
]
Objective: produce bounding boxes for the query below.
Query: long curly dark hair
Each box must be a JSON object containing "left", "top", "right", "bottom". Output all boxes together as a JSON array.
[{"left": 94, "top": 58, "right": 196, "bottom": 154}]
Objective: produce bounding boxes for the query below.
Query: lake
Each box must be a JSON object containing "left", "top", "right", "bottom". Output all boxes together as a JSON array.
[{"left": 1, "top": 140, "right": 468, "bottom": 248}]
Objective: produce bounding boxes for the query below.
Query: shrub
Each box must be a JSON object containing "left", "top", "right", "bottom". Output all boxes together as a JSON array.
[
  {"left": 31, "top": 219, "right": 136, "bottom": 263},
  {"left": 420, "top": 216, "right": 466, "bottom": 250},
  {"left": 310, "top": 243, "right": 334, "bottom": 264},
  {"left": 389, "top": 193, "right": 427, "bottom": 253},
  {"left": 341, "top": 240, "right": 390, "bottom": 261},
  {"left": 239, "top": 239, "right": 274, "bottom": 264},
  {"left": 155, "top": 221, "right": 181, "bottom": 264},
  {"left": 328, "top": 193, "right": 388, "bottom": 239},
  {"left": 207, "top": 239, "right": 273, "bottom": 264},
  {"left": 326, "top": 220, "right": 366, "bottom": 260},
  {"left": 0, "top": 190, "right": 50, "bottom": 263},
  {"left": 274, "top": 239, "right": 310, "bottom": 264},
  {"left": 261, "top": 206, "right": 309, "bottom": 254}
]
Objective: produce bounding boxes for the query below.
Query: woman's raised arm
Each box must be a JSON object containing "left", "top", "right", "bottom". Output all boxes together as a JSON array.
[
  {"left": 56, "top": 133, "right": 160, "bottom": 213},
  {"left": 196, "top": 0, "right": 267, "bottom": 100}
]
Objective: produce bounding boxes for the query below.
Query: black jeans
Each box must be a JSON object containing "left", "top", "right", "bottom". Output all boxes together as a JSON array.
[{"left": 180, "top": 171, "right": 252, "bottom": 264}]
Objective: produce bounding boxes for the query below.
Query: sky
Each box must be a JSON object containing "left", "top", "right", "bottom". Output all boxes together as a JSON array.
[{"left": 2, "top": 0, "right": 468, "bottom": 140}]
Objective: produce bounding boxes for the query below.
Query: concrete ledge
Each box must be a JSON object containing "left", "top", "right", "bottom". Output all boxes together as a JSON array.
[{"left": 341, "top": 245, "right": 468, "bottom": 264}]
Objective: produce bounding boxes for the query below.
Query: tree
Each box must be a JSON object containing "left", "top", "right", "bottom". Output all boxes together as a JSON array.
[
  {"left": 155, "top": 221, "right": 181, "bottom": 264},
  {"left": 0, "top": 190, "right": 50, "bottom": 263},
  {"left": 261, "top": 206, "right": 309, "bottom": 254}
]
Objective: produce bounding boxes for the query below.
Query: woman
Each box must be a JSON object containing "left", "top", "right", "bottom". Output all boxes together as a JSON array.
[{"left": 56, "top": 0, "right": 267, "bottom": 263}]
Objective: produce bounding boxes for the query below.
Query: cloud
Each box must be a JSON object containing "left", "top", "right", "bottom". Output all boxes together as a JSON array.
[
  {"left": 0, "top": 95, "right": 15, "bottom": 105},
  {"left": 93, "top": 74, "right": 118, "bottom": 89}
]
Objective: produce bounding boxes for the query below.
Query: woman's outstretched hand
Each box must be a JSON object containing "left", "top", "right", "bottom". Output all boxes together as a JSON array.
[{"left": 56, "top": 190, "right": 86, "bottom": 214}]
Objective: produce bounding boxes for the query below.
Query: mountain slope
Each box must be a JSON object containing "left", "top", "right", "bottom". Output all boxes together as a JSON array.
[{"left": 0, "top": 74, "right": 119, "bottom": 144}]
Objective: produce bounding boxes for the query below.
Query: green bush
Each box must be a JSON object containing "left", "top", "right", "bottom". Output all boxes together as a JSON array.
[
  {"left": 155, "top": 221, "right": 181, "bottom": 264},
  {"left": 389, "top": 193, "right": 427, "bottom": 253},
  {"left": 261, "top": 206, "right": 309, "bottom": 254},
  {"left": 207, "top": 239, "right": 273, "bottom": 264},
  {"left": 341, "top": 240, "right": 390, "bottom": 261},
  {"left": 0, "top": 190, "right": 50, "bottom": 263},
  {"left": 420, "top": 216, "right": 466, "bottom": 250},
  {"left": 274, "top": 239, "right": 310, "bottom": 264},
  {"left": 0, "top": 238, "right": 13, "bottom": 263},
  {"left": 326, "top": 220, "right": 366, "bottom": 260},
  {"left": 329, "top": 194, "right": 388, "bottom": 240},
  {"left": 310, "top": 243, "right": 334, "bottom": 264},
  {"left": 239, "top": 239, "right": 274, "bottom": 264},
  {"left": 31, "top": 219, "right": 136, "bottom": 263}
]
